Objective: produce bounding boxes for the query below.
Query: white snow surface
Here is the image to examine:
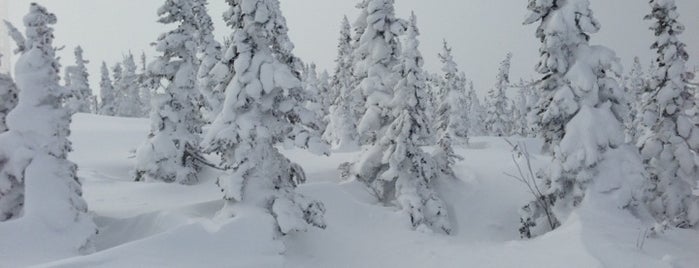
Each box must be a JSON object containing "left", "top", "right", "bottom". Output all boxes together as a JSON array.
[{"left": 4, "top": 113, "right": 697, "bottom": 267}]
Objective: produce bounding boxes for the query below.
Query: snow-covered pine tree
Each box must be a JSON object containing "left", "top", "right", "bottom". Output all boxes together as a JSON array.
[
  {"left": 303, "top": 63, "right": 327, "bottom": 132},
  {"left": 522, "top": 80, "right": 541, "bottom": 137},
  {"left": 637, "top": 0, "right": 699, "bottom": 228},
  {"left": 115, "top": 53, "right": 143, "bottom": 117},
  {"left": 324, "top": 16, "right": 361, "bottom": 149},
  {"left": 64, "top": 46, "right": 94, "bottom": 114},
  {"left": 424, "top": 72, "right": 440, "bottom": 131},
  {"left": 519, "top": 0, "right": 636, "bottom": 238},
  {"left": 511, "top": 83, "right": 529, "bottom": 137},
  {"left": 112, "top": 62, "right": 123, "bottom": 86},
  {"left": 202, "top": 0, "right": 329, "bottom": 235},
  {"left": 484, "top": 53, "right": 513, "bottom": 137},
  {"left": 625, "top": 57, "right": 646, "bottom": 143},
  {"left": 511, "top": 78, "right": 539, "bottom": 137},
  {"left": 353, "top": 0, "right": 407, "bottom": 145},
  {"left": 193, "top": 0, "right": 224, "bottom": 123},
  {"left": 0, "top": 3, "right": 96, "bottom": 250},
  {"left": 134, "top": 0, "right": 207, "bottom": 185},
  {"left": 434, "top": 40, "right": 469, "bottom": 142},
  {"left": 137, "top": 52, "right": 155, "bottom": 117},
  {"left": 318, "top": 70, "right": 333, "bottom": 113},
  {"left": 466, "top": 80, "right": 485, "bottom": 136},
  {"left": 0, "top": 53, "right": 17, "bottom": 133},
  {"left": 348, "top": 13, "right": 450, "bottom": 234},
  {"left": 98, "top": 62, "right": 117, "bottom": 116}
]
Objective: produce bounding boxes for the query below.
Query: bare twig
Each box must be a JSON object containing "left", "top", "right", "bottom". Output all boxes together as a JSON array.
[{"left": 505, "top": 139, "right": 556, "bottom": 230}]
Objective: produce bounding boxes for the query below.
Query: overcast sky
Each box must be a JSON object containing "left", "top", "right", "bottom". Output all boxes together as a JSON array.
[{"left": 4, "top": 0, "right": 699, "bottom": 97}]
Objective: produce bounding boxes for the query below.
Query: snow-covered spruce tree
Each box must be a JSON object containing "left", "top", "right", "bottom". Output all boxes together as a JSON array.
[
  {"left": 348, "top": 13, "right": 450, "bottom": 234},
  {"left": 318, "top": 70, "right": 333, "bottom": 113},
  {"left": 137, "top": 52, "right": 155, "bottom": 117},
  {"left": 424, "top": 72, "right": 440, "bottom": 129},
  {"left": 522, "top": 80, "right": 542, "bottom": 137},
  {"left": 115, "top": 53, "right": 143, "bottom": 118},
  {"left": 0, "top": 53, "right": 18, "bottom": 133},
  {"left": 134, "top": 0, "right": 206, "bottom": 185},
  {"left": 112, "top": 62, "right": 123, "bottom": 86},
  {"left": 434, "top": 40, "right": 469, "bottom": 142},
  {"left": 638, "top": 0, "right": 699, "bottom": 228},
  {"left": 518, "top": 0, "right": 635, "bottom": 238},
  {"left": 466, "top": 80, "right": 485, "bottom": 136},
  {"left": 511, "top": 78, "right": 539, "bottom": 137},
  {"left": 624, "top": 57, "right": 646, "bottom": 143},
  {"left": 324, "top": 16, "right": 361, "bottom": 149},
  {"left": 202, "top": 0, "right": 329, "bottom": 235},
  {"left": 193, "top": 0, "right": 225, "bottom": 123},
  {"left": 0, "top": 3, "right": 96, "bottom": 249},
  {"left": 484, "top": 53, "right": 513, "bottom": 137},
  {"left": 511, "top": 83, "right": 529, "bottom": 137},
  {"left": 303, "top": 63, "right": 327, "bottom": 132},
  {"left": 98, "top": 62, "right": 117, "bottom": 116},
  {"left": 64, "top": 46, "right": 94, "bottom": 114},
  {"left": 353, "top": 0, "right": 407, "bottom": 145}
]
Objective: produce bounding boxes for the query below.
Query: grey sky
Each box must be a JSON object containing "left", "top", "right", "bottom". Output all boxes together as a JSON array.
[{"left": 5, "top": 0, "right": 699, "bottom": 97}]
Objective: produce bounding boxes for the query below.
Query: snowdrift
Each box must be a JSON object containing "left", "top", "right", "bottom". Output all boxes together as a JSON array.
[{"left": 1, "top": 114, "right": 697, "bottom": 267}]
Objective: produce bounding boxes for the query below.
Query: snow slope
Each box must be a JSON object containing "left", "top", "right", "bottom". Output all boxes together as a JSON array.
[{"left": 3, "top": 114, "right": 697, "bottom": 267}]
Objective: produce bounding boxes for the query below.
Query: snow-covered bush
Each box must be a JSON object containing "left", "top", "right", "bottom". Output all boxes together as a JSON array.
[
  {"left": 0, "top": 3, "right": 96, "bottom": 251},
  {"left": 202, "top": 0, "right": 329, "bottom": 235}
]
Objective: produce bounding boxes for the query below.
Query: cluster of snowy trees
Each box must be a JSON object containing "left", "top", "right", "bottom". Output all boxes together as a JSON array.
[
  {"left": 518, "top": 0, "right": 699, "bottom": 238},
  {"left": 131, "top": 0, "right": 468, "bottom": 235},
  {"left": 0, "top": 0, "right": 697, "bottom": 257},
  {"left": 98, "top": 52, "right": 155, "bottom": 118}
]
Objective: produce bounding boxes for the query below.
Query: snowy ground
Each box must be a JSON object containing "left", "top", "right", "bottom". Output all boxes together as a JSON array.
[{"left": 6, "top": 114, "right": 699, "bottom": 267}]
